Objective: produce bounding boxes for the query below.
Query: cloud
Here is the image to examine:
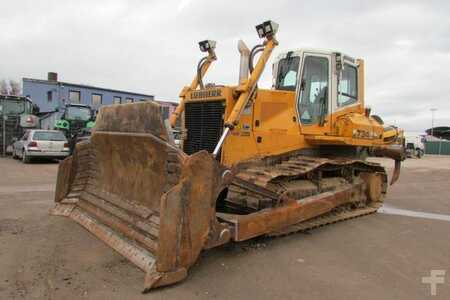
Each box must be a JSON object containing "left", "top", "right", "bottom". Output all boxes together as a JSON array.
[
  {"left": 177, "top": 0, "right": 194, "bottom": 12},
  {"left": 1, "top": 0, "right": 449, "bottom": 132}
]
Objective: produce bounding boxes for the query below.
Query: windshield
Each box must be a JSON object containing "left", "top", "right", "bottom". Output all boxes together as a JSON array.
[
  {"left": 276, "top": 56, "right": 300, "bottom": 91},
  {"left": 25, "top": 100, "right": 33, "bottom": 114},
  {"left": 66, "top": 106, "right": 92, "bottom": 121},
  {"left": 33, "top": 131, "right": 67, "bottom": 141},
  {"left": 0, "top": 100, "right": 25, "bottom": 115}
]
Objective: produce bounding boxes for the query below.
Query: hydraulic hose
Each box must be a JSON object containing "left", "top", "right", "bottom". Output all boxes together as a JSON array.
[
  {"left": 249, "top": 44, "right": 265, "bottom": 73},
  {"left": 197, "top": 56, "right": 208, "bottom": 89}
]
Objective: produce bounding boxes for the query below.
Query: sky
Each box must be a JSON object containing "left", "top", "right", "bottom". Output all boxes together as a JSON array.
[{"left": 1, "top": 0, "right": 449, "bottom": 132}]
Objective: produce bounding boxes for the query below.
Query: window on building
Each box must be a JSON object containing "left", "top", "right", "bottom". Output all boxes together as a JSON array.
[
  {"left": 113, "top": 96, "right": 121, "bottom": 104},
  {"left": 91, "top": 93, "right": 102, "bottom": 106},
  {"left": 125, "top": 97, "right": 133, "bottom": 103},
  {"left": 47, "top": 91, "right": 53, "bottom": 102},
  {"left": 69, "top": 90, "right": 81, "bottom": 103},
  {"left": 338, "top": 64, "right": 358, "bottom": 107}
]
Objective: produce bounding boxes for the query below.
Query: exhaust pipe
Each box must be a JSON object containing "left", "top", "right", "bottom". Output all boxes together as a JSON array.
[{"left": 238, "top": 40, "right": 250, "bottom": 84}]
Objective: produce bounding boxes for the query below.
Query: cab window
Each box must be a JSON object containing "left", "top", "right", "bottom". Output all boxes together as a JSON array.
[
  {"left": 66, "top": 106, "right": 92, "bottom": 121},
  {"left": 276, "top": 56, "right": 300, "bottom": 91},
  {"left": 298, "top": 56, "right": 329, "bottom": 125},
  {"left": 338, "top": 64, "right": 358, "bottom": 107},
  {"left": 0, "top": 101, "right": 25, "bottom": 115}
]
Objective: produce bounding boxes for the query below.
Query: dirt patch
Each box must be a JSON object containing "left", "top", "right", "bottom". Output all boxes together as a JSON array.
[
  {"left": 1, "top": 156, "right": 450, "bottom": 299},
  {"left": 0, "top": 219, "right": 24, "bottom": 235}
]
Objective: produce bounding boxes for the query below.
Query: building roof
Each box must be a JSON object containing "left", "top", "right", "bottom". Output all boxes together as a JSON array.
[
  {"left": 155, "top": 99, "right": 179, "bottom": 106},
  {"left": 426, "top": 126, "right": 450, "bottom": 140},
  {"left": 23, "top": 77, "right": 154, "bottom": 99}
]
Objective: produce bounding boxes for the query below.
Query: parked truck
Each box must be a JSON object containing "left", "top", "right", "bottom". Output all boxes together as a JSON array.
[
  {"left": 0, "top": 95, "right": 39, "bottom": 156},
  {"left": 405, "top": 134, "right": 425, "bottom": 158}
]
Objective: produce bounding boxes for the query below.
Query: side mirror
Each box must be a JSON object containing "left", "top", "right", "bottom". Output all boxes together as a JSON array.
[{"left": 32, "top": 104, "right": 40, "bottom": 114}]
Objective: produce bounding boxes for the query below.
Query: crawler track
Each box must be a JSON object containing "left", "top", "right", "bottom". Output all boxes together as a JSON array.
[
  {"left": 268, "top": 202, "right": 382, "bottom": 237},
  {"left": 221, "top": 154, "right": 387, "bottom": 235}
]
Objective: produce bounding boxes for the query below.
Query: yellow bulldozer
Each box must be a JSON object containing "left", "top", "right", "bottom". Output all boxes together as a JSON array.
[{"left": 51, "top": 21, "right": 404, "bottom": 291}]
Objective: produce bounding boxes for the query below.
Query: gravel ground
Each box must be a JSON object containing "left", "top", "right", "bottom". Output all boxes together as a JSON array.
[{"left": 0, "top": 155, "right": 449, "bottom": 299}]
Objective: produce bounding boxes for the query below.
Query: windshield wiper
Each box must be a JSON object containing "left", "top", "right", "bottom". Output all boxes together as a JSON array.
[{"left": 339, "top": 92, "right": 357, "bottom": 99}]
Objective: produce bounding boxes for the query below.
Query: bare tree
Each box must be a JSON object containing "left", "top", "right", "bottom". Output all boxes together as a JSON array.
[
  {"left": 9, "top": 80, "right": 21, "bottom": 96},
  {"left": 0, "top": 80, "right": 9, "bottom": 95}
]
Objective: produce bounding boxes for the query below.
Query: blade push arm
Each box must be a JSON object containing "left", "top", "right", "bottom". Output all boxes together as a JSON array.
[
  {"left": 213, "top": 20, "right": 279, "bottom": 157},
  {"left": 224, "top": 38, "right": 277, "bottom": 128}
]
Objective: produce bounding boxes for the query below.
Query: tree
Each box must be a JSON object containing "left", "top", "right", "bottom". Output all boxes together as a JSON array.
[
  {"left": 0, "top": 80, "right": 9, "bottom": 95},
  {"left": 9, "top": 80, "right": 21, "bottom": 96}
]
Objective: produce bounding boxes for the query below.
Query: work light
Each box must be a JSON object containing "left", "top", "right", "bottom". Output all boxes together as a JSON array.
[
  {"left": 199, "top": 40, "right": 216, "bottom": 52},
  {"left": 255, "top": 20, "right": 279, "bottom": 38}
]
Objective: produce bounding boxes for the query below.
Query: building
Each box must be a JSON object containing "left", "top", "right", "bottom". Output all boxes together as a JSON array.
[
  {"left": 425, "top": 126, "right": 450, "bottom": 141},
  {"left": 22, "top": 72, "right": 177, "bottom": 119},
  {"left": 424, "top": 126, "right": 450, "bottom": 155}
]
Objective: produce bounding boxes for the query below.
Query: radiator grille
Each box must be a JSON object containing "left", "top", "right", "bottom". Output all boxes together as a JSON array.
[
  {"left": 69, "top": 120, "right": 86, "bottom": 136},
  {"left": 183, "top": 100, "right": 225, "bottom": 155}
]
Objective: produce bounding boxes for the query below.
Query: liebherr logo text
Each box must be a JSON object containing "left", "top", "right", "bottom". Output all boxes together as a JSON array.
[{"left": 191, "top": 89, "right": 222, "bottom": 99}]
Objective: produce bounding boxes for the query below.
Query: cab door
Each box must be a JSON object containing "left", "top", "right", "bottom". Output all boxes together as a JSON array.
[{"left": 296, "top": 53, "right": 333, "bottom": 135}]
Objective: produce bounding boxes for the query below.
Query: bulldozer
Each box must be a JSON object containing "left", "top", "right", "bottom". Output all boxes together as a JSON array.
[{"left": 51, "top": 21, "right": 404, "bottom": 291}]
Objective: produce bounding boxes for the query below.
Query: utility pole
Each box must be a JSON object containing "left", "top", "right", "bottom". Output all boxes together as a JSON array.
[{"left": 430, "top": 108, "right": 437, "bottom": 137}]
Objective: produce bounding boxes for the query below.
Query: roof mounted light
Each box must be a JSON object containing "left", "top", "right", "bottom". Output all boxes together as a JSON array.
[
  {"left": 199, "top": 40, "right": 216, "bottom": 52},
  {"left": 255, "top": 20, "right": 279, "bottom": 39}
]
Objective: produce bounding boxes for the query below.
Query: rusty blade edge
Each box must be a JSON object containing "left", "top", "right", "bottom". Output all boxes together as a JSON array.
[
  {"left": 50, "top": 204, "right": 189, "bottom": 292},
  {"left": 52, "top": 203, "right": 156, "bottom": 273}
]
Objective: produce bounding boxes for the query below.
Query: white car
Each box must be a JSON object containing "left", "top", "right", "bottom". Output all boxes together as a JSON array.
[{"left": 12, "top": 129, "right": 70, "bottom": 163}]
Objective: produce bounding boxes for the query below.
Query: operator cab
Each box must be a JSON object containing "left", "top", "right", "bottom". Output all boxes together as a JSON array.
[{"left": 273, "top": 49, "right": 361, "bottom": 130}]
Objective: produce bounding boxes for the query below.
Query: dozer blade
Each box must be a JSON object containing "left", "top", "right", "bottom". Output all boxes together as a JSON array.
[{"left": 51, "top": 102, "right": 230, "bottom": 291}]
